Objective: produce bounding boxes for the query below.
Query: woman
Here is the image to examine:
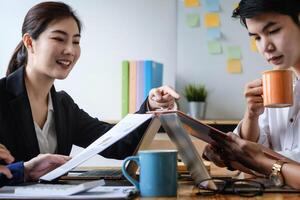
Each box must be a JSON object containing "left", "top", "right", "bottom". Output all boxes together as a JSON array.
[
  {"left": 204, "top": 0, "right": 300, "bottom": 189},
  {"left": 0, "top": 2, "right": 179, "bottom": 164}
]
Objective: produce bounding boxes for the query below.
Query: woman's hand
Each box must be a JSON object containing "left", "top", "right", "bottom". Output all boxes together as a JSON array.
[
  {"left": 148, "top": 86, "right": 180, "bottom": 111},
  {"left": 244, "top": 79, "right": 265, "bottom": 119},
  {"left": 24, "top": 154, "right": 71, "bottom": 181},
  {"left": 0, "top": 144, "right": 15, "bottom": 179}
]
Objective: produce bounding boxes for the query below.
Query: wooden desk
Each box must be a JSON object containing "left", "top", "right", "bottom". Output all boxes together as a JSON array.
[
  {"left": 70, "top": 165, "right": 300, "bottom": 200},
  {"left": 134, "top": 164, "right": 300, "bottom": 199},
  {"left": 136, "top": 181, "right": 300, "bottom": 200}
]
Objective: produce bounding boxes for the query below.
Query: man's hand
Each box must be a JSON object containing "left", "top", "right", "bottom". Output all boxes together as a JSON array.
[
  {"left": 244, "top": 79, "right": 265, "bottom": 119},
  {"left": 148, "top": 85, "right": 180, "bottom": 111},
  {"left": 0, "top": 144, "right": 15, "bottom": 179},
  {"left": 203, "top": 133, "right": 271, "bottom": 175},
  {"left": 24, "top": 154, "right": 71, "bottom": 181}
]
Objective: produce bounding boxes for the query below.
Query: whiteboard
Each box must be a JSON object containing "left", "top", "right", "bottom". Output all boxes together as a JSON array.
[{"left": 176, "top": 0, "right": 271, "bottom": 119}]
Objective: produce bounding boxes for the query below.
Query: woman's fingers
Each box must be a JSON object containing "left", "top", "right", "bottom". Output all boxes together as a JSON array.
[{"left": 0, "top": 166, "right": 13, "bottom": 179}]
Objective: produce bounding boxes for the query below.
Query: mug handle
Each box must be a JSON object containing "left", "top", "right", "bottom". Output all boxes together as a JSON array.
[{"left": 122, "top": 156, "right": 140, "bottom": 190}]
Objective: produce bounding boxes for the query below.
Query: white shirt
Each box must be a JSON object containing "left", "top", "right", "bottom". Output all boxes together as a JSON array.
[
  {"left": 34, "top": 94, "right": 57, "bottom": 154},
  {"left": 234, "top": 80, "right": 300, "bottom": 162}
]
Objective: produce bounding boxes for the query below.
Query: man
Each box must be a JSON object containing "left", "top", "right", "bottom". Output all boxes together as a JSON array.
[{"left": 204, "top": 0, "right": 300, "bottom": 189}]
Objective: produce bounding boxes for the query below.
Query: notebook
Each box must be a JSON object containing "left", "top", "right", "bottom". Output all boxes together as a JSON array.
[
  {"left": 66, "top": 117, "right": 161, "bottom": 181},
  {"left": 41, "top": 114, "right": 160, "bottom": 182}
]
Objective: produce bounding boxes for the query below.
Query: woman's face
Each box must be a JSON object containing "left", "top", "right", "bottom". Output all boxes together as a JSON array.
[
  {"left": 246, "top": 12, "right": 300, "bottom": 72},
  {"left": 29, "top": 17, "right": 81, "bottom": 80}
]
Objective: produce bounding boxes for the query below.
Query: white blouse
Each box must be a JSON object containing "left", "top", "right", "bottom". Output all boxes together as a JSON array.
[{"left": 34, "top": 94, "right": 57, "bottom": 154}]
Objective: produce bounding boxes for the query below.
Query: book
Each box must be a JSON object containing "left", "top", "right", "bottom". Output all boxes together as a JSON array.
[
  {"left": 144, "top": 60, "right": 153, "bottom": 100},
  {"left": 121, "top": 61, "right": 129, "bottom": 117},
  {"left": 143, "top": 60, "right": 163, "bottom": 99},
  {"left": 129, "top": 61, "right": 137, "bottom": 113},
  {"left": 152, "top": 61, "right": 163, "bottom": 89},
  {"left": 136, "top": 61, "right": 145, "bottom": 111},
  {"left": 121, "top": 60, "right": 163, "bottom": 116}
]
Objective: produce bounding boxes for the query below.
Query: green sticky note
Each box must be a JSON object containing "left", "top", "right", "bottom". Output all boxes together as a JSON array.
[
  {"left": 186, "top": 14, "right": 200, "bottom": 27},
  {"left": 227, "top": 46, "right": 242, "bottom": 59},
  {"left": 208, "top": 40, "right": 222, "bottom": 54}
]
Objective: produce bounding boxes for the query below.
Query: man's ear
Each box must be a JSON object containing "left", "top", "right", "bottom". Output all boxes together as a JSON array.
[{"left": 22, "top": 33, "right": 34, "bottom": 53}]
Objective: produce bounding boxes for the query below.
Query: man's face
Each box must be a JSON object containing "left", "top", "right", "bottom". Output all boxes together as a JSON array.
[{"left": 246, "top": 12, "right": 300, "bottom": 71}]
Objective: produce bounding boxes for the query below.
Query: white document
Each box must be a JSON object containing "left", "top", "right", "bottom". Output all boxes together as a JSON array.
[{"left": 40, "top": 114, "right": 153, "bottom": 181}]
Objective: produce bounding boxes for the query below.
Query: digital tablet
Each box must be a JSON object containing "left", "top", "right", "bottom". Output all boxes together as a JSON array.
[
  {"left": 152, "top": 110, "right": 229, "bottom": 145},
  {"left": 153, "top": 110, "right": 295, "bottom": 163}
]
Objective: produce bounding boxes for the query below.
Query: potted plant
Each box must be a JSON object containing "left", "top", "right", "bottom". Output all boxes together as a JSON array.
[{"left": 184, "top": 84, "right": 208, "bottom": 119}]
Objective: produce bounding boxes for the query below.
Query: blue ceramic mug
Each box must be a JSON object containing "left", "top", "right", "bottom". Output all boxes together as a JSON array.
[{"left": 122, "top": 150, "right": 178, "bottom": 197}]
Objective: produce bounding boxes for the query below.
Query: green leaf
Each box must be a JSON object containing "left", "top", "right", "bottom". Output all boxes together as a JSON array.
[{"left": 183, "top": 84, "right": 207, "bottom": 102}]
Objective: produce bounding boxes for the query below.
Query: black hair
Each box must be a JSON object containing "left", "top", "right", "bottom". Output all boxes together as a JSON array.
[
  {"left": 7, "top": 1, "right": 82, "bottom": 76},
  {"left": 232, "top": 0, "right": 300, "bottom": 27}
]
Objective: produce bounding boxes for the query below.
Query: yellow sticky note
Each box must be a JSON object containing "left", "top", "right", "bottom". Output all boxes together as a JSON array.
[
  {"left": 184, "top": 0, "right": 200, "bottom": 7},
  {"left": 233, "top": 3, "right": 239, "bottom": 9},
  {"left": 250, "top": 37, "right": 258, "bottom": 52},
  {"left": 227, "top": 59, "right": 242, "bottom": 74},
  {"left": 204, "top": 13, "right": 220, "bottom": 28}
]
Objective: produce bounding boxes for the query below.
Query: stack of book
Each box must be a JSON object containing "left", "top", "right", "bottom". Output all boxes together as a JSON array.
[{"left": 122, "top": 60, "right": 163, "bottom": 117}]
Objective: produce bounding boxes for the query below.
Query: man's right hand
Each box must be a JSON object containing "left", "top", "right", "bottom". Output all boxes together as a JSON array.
[
  {"left": 0, "top": 144, "right": 15, "bottom": 179},
  {"left": 244, "top": 79, "right": 265, "bottom": 119}
]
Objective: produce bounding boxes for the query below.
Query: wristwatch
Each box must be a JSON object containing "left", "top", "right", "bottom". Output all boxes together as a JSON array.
[{"left": 269, "top": 160, "right": 287, "bottom": 187}]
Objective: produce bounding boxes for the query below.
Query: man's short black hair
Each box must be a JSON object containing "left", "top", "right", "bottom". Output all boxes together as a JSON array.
[{"left": 232, "top": 0, "right": 300, "bottom": 27}]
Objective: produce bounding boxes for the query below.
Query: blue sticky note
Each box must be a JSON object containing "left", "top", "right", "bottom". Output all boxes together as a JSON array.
[
  {"left": 205, "top": 0, "right": 220, "bottom": 12},
  {"left": 207, "top": 28, "right": 221, "bottom": 39}
]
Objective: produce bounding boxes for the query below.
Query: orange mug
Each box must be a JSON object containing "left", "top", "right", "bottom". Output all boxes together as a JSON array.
[{"left": 262, "top": 69, "right": 293, "bottom": 108}]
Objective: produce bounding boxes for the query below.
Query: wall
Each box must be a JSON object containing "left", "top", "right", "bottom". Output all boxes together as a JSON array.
[
  {"left": 0, "top": 0, "right": 177, "bottom": 121},
  {"left": 176, "top": 0, "right": 271, "bottom": 120}
]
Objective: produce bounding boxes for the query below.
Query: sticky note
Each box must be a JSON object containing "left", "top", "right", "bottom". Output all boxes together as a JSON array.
[
  {"left": 184, "top": 0, "right": 200, "bottom": 7},
  {"left": 207, "top": 28, "right": 221, "bottom": 39},
  {"left": 186, "top": 14, "right": 200, "bottom": 27},
  {"left": 227, "top": 46, "right": 242, "bottom": 59},
  {"left": 233, "top": 2, "right": 239, "bottom": 9},
  {"left": 208, "top": 40, "right": 222, "bottom": 54},
  {"left": 227, "top": 59, "right": 242, "bottom": 74},
  {"left": 204, "top": 13, "right": 220, "bottom": 28},
  {"left": 250, "top": 37, "right": 258, "bottom": 52},
  {"left": 205, "top": 0, "right": 220, "bottom": 12}
]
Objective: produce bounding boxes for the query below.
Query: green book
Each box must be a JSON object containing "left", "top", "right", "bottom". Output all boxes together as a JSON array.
[{"left": 121, "top": 61, "right": 129, "bottom": 118}]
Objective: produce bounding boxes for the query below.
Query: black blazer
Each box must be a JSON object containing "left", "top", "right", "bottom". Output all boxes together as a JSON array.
[{"left": 0, "top": 67, "right": 149, "bottom": 162}]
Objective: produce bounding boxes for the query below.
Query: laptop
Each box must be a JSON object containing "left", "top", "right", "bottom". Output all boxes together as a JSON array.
[
  {"left": 158, "top": 111, "right": 300, "bottom": 193},
  {"left": 66, "top": 117, "right": 161, "bottom": 181}
]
